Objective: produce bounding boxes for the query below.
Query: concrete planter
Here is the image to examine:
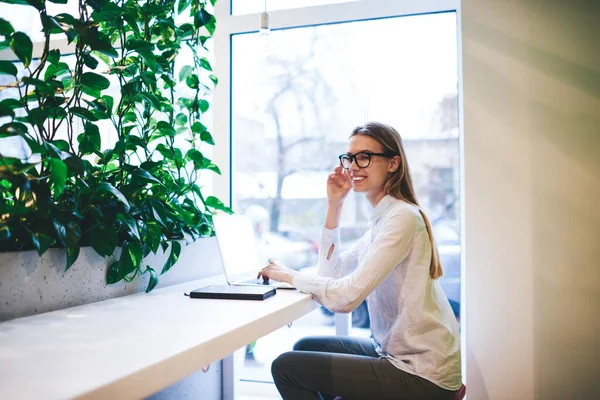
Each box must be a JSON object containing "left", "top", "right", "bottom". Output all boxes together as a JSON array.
[{"left": 0, "top": 237, "right": 222, "bottom": 322}]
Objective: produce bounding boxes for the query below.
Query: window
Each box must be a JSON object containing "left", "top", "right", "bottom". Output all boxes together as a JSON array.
[{"left": 224, "top": 3, "right": 462, "bottom": 395}]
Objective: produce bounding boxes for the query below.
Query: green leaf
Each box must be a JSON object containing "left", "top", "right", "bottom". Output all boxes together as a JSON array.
[
  {"left": 178, "top": 65, "right": 193, "bottom": 82},
  {"left": 124, "top": 38, "right": 149, "bottom": 51},
  {"left": 132, "top": 168, "right": 162, "bottom": 186},
  {"left": 44, "top": 62, "right": 69, "bottom": 81},
  {"left": 84, "top": 98, "right": 110, "bottom": 117},
  {"left": 70, "top": 106, "right": 99, "bottom": 121},
  {"left": 175, "top": 113, "right": 187, "bottom": 126},
  {"left": 54, "top": 14, "right": 77, "bottom": 43},
  {"left": 208, "top": 74, "right": 218, "bottom": 86},
  {"left": 194, "top": 9, "right": 212, "bottom": 29},
  {"left": 0, "top": 103, "right": 14, "bottom": 118},
  {"left": 0, "top": 18, "right": 14, "bottom": 36},
  {"left": 81, "top": 72, "right": 110, "bottom": 91},
  {"left": 106, "top": 260, "right": 122, "bottom": 284},
  {"left": 145, "top": 266, "right": 159, "bottom": 292},
  {"left": 47, "top": 49, "right": 60, "bottom": 65},
  {"left": 82, "top": 52, "right": 99, "bottom": 69},
  {"left": 76, "top": 177, "right": 91, "bottom": 195},
  {"left": 75, "top": 23, "right": 118, "bottom": 58},
  {"left": 205, "top": 196, "right": 231, "bottom": 212},
  {"left": 161, "top": 241, "right": 181, "bottom": 274},
  {"left": 78, "top": 122, "right": 101, "bottom": 154},
  {"left": 31, "top": 232, "right": 52, "bottom": 256},
  {"left": 64, "top": 156, "right": 85, "bottom": 177},
  {"left": 136, "top": 48, "right": 157, "bottom": 72},
  {"left": 0, "top": 225, "right": 11, "bottom": 241},
  {"left": 178, "top": 23, "right": 193, "bottom": 38},
  {"left": 106, "top": 261, "right": 123, "bottom": 285},
  {"left": 199, "top": 57, "right": 212, "bottom": 71},
  {"left": 0, "top": 98, "right": 23, "bottom": 110},
  {"left": 205, "top": 15, "right": 216, "bottom": 36},
  {"left": 186, "top": 148, "right": 204, "bottom": 164},
  {"left": 155, "top": 143, "right": 174, "bottom": 160},
  {"left": 44, "top": 141, "right": 63, "bottom": 158},
  {"left": 117, "top": 212, "right": 140, "bottom": 240},
  {"left": 138, "top": 91, "right": 161, "bottom": 109},
  {"left": 41, "top": 14, "right": 64, "bottom": 35},
  {"left": 156, "top": 121, "right": 176, "bottom": 136},
  {"left": 148, "top": 198, "right": 168, "bottom": 227},
  {"left": 53, "top": 220, "right": 67, "bottom": 246},
  {"left": 190, "top": 121, "right": 206, "bottom": 133},
  {"left": 185, "top": 73, "right": 199, "bottom": 89},
  {"left": 0, "top": 121, "right": 28, "bottom": 137},
  {"left": 51, "top": 139, "right": 70, "bottom": 152},
  {"left": 146, "top": 222, "right": 161, "bottom": 254},
  {"left": 50, "top": 158, "right": 67, "bottom": 195},
  {"left": 90, "top": 224, "right": 117, "bottom": 257},
  {"left": 65, "top": 220, "right": 82, "bottom": 247},
  {"left": 0, "top": 60, "right": 17, "bottom": 76},
  {"left": 66, "top": 245, "right": 80, "bottom": 271},
  {"left": 102, "top": 95, "right": 114, "bottom": 114},
  {"left": 198, "top": 99, "right": 209, "bottom": 113},
  {"left": 120, "top": 241, "right": 142, "bottom": 276},
  {"left": 97, "top": 182, "right": 130, "bottom": 211},
  {"left": 24, "top": 0, "right": 44, "bottom": 10},
  {"left": 177, "top": 0, "right": 190, "bottom": 14},
  {"left": 200, "top": 130, "right": 215, "bottom": 145},
  {"left": 122, "top": 112, "right": 137, "bottom": 124},
  {"left": 202, "top": 159, "right": 220, "bottom": 174},
  {"left": 91, "top": 2, "right": 122, "bottom": 21},
  {"left": 10, "top": 32, "right": 32, "bottom": 68},
  {"left": 125, "top": 134, "right": 146, "bottom": 151}
]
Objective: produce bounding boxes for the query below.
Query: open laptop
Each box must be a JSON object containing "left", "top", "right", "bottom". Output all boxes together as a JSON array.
[{"left": 212, "top": 214, "right": 295, "bottom": 289}]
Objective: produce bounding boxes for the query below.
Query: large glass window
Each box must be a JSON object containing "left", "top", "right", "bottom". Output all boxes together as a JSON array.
[{"left": 231, "top": 11, "right": 460, "bottom": 396}]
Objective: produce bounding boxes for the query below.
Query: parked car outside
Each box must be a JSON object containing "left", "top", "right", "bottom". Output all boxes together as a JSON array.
[{"left": 262, "top": 227, "right": 319, "bottom": 270}]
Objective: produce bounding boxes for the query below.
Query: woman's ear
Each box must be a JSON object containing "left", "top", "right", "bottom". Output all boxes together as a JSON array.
[{"left": 388, "top": 156, "right": 401, "bottom": 173}]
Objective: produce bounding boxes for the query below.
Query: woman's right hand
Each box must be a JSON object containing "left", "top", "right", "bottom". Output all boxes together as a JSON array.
[{"left": 327, "top": 165, "right": 352, "bottom": 206}]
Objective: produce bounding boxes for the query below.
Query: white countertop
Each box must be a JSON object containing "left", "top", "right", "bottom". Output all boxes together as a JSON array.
[{"left": 0, "top": 277, "right": 318, "bottom": 400}]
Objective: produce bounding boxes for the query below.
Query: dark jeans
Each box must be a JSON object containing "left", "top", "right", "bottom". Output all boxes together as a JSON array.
[{"left": 271, "top": 336, "right": 455, "bottom": 400}]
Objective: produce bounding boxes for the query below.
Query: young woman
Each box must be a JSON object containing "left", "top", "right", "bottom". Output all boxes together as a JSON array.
[{"left": 258, "top": 121, "right": 462, "bottom": 400}]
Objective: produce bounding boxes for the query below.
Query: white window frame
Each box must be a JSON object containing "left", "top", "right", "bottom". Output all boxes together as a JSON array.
[{"left": 214, "top": 1, "right": 465, "bottom": 398}]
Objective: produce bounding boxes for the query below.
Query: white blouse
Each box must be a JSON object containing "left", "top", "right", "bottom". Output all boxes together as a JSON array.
[{"left": 292, "top": 195, "right": 462, "bottom": 390}]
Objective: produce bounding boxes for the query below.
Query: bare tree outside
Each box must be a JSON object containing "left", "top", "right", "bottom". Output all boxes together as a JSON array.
[
  {"left": 434, "top": 93, "right": 459, "bottom": 135},
  {"left": 260, "top": 30, "right": 337, "bottom": 232}
]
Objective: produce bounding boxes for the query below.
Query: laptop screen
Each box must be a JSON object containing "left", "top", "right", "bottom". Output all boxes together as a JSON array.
[{"left": 213, "top": 214, "right": 264, "bottom": 281}]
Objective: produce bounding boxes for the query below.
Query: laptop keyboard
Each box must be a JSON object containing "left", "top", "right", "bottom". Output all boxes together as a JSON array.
[{"left": 240, "top": 278, "right": 271, "bottom": 285}]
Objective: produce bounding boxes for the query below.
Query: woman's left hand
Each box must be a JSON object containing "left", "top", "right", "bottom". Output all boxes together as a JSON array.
[{"left": 257, "top": 260, "right": 296, "bottom": 285}]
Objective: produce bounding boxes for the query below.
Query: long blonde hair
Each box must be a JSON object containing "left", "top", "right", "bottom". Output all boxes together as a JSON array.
[{"left": 350, "top": 122, "right": 443, "bottom": 279}]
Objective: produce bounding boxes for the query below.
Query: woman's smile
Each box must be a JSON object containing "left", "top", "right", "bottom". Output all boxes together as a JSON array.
[{"left": 351, "top": 175, "right": 367, "bottom": 185}]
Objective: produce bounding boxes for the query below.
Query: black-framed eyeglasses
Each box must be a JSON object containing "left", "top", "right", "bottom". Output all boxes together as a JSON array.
[{"left": 338, "top": 151, "right": 395, "bottom": 169}]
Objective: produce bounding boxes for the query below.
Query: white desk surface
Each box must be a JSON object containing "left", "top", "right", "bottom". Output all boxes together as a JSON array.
[{"left": 0, "top": 277, "right": 318, "bottom": 400}]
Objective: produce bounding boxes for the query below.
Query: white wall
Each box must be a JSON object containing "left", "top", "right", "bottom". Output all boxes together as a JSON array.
[{"left": 462, "top": 1, "right": 600, "bottom": 399}]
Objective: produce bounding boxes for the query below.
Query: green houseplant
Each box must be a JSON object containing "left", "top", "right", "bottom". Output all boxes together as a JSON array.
[{"left": 0, "top": 0, "right": 230, "bottom": 292}]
